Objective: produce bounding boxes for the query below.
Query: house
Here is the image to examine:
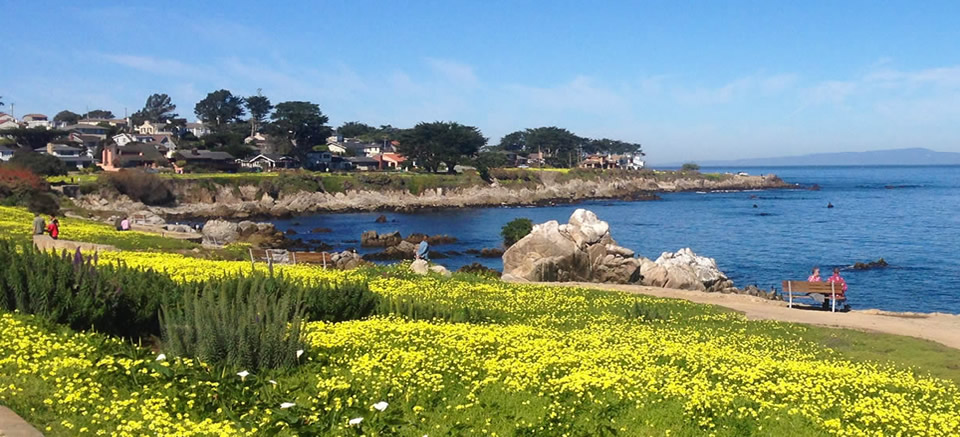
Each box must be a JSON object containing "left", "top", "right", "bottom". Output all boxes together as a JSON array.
[
  {"left": 617, "top": 153, "right": 645, "bottom": 170},
  {"left": 327, "top": 138, "right": 385, "bottom": 157},
  {"left": 579, "top": 154, "right": 616, "bottom": 169},
  {"left": 347, "top": 156, "right": 379, "bottom": 171},
  {"left": 78, "top": 118, "right": 128, "bottom": 127},
  {"left": 243, "top": 153, "right": 300, "bottom": 170},
  {"left": 22, "top": 114, "right": 50, "bottom": 129},
  {"left": 376, "top": 153, "right": 407, "bottom": 170},
  {"left": 0, "top": 145, "right": 15, "bottom": 161},
  {"left": 304, "top": 151, "right": 351, "bottom": 171},
  {"left": 67, "top": 132, "right": 105, "bottom": 150},
  {"left": 112, "top": 133, "right": 138, "bottom": 147},
  {"left": 65, "top": 124, "right": 110, "bottom": 135},
  {"left": 186, "top": 122, "right": 210, "bottom": 138},
  {"left": 136, "top": 120, "right": 158, "bottom": 135},
  {"left": 100, "top": 142, "right": 167, "bottom": 171},
  {"left": 172, "top": 149, "right": 238, "bottom": 173},
  {"left": 0, "top": 113, "right": 18, "bottom": 130},
  {"left": 35, "top": 143, "right": 94, "bottom": 169}
]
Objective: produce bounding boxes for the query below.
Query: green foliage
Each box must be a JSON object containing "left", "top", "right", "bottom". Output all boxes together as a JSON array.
[
  {"left": 160, "top": 276, "right": 306, "bottom": 370},
  {"left": 194, "top": 89, "right": 246, "bottom": 129},
  {"left": 245, "top": 91, "right": 273, "bottom": 133},
  {"left": 397, "top": 121, "right": 486, "bottom": 173},
  {"left": 131, "top": 93, "right": 178, "bottom": 125},
  {"left": 82, "top": 109, "right": 114, "bottom": 119},
  {"left": 9, "top": 148, "right": 68, "bottom": 176},
  {"left": 266, "top": 101, "right": 332, "bottom": 156},
  {"left": 682, "top": 162, "right": 701, "bottom": 171},
  {"left": 625, "top": 301, "right": 668, "bottom": 322},
  {"left": 258, "top": 172, "right": 321, "bottom": 197},
  {"left": 0, "top": 241, "right": 181, "bottom": 339},
  {"left": 53, "top": 110, "right": 81, "bottom": 125},
  {"left": 3, "top": 128, "right": 69, "bottom": 151},
  {"left": 301, "top": 279, "right": 379, "bottom": 322},
  {"left": 101, "top": 170, "right": 176, "bottom": 206},
  {"left": 501, "top": 217, "right": 533, "bottom": 248},
  {"left": 337, "top": 121, "right": 375, "bottom": 138}
]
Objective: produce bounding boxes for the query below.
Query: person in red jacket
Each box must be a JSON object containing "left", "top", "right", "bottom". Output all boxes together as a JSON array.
[
  {"left": 46, "top": 216, "right": 59, "bottom": 239},
  {"left": 826, "top": 267, "right": 850, "bottom": 311}
]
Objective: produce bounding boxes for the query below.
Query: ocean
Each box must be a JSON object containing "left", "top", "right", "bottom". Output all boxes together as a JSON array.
[{"left": 270, "top": 166, "right": 960, "bottom": 314}]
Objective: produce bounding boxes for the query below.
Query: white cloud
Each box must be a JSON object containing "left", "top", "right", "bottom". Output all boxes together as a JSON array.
[{"left": 425, "top": 58, "right": 479, "bottom": 87}]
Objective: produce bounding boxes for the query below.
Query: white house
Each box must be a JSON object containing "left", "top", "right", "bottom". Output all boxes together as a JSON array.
[
  {"left": 243, "top": 153, "right": 299, "bottom": 170},
  {"left": 35, "top": 143, "right": 94, "bottom": 169},
  {"left": 186, "top": 122, "right": 209, "bottom": 137},
  {"left": 0, "top": 113, "right": 18, "bottom": 130},
  {"left": 136, "top": 120, "right": 158, "bottom": 135},
  {"left": 22, "top": 114, "right": 51, "bottom": 129}
]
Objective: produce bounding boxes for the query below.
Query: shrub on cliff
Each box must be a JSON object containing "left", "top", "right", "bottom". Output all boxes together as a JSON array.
[
  {"left": 501, "top": 217, "right": 533, "bottom": 248},
  {"left": 0, "top": 166, "right": 59, "bottom": 215},
  {"left": 102, "top": 170, "right": 175, "bottom": 206},
  {"left": 681, "top": 162, "right": 701, "bottom": 171}
]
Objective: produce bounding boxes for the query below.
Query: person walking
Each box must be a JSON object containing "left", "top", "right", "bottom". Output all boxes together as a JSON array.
[
  {"left": 32, "top": 214, "right": 46, "bottom": 235},
  {"left": 46, "top": 216, "right": 60, "bottom": 240}
]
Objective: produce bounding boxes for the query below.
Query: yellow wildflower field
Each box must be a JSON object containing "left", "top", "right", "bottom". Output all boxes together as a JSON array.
[{"left": 1, "top": 245, "right": 959, "bottom": 435}]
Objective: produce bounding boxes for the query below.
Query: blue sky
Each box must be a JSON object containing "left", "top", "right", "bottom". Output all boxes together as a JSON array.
[{"left": 2, "top": 1, "right": 959, "bottom": 163}]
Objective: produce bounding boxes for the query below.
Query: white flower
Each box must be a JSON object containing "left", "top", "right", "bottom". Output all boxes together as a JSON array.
[
  {"left": 372, "top": 401, "right": 388, "bottom": 411},
  {"left": 296, "top": 349, "right": 304, "bottom": 358},
  {"left": 268, "top": 380, "right": 277, "bottom": 385},
  {"left": 155, "top": 353, "right": 166, "bottom": 361},
  {"left": 237, "top": 370, "right": 250, "bottom": 381},
  {"left": 280, "top": 402, "right": 295, "bottom": 409},
  {"left": 348, "top": 417, "right": 363, "bottom": 426}
]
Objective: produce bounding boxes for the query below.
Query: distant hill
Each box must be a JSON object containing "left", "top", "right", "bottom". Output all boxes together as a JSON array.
[{"left": 663, "top": 148, "right": 960, "bottom": 167}]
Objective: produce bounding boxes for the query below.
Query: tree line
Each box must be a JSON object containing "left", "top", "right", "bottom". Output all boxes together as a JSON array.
[{"left": 8, "top": 89, "right": 644, "bottom": 173}]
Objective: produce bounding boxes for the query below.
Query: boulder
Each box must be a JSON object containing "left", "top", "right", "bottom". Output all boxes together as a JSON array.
[
  {"left": 375, "top": 214, "right": 388, "bottom": 223},
  {"left": 238, "top": 221, "right": 258, "bottom": 237},
  {"left": 852, "top": 258, "right": 888, "bottom": 270},
  {"left": 361, "top": 230, "right": 403, "bottom": 247},
  {"left": 410, "top": 259, "right": 429, "bottom": 275},
  {"left": 429, "top": 265, "right": 452, "bottom": 277},
  {"left": 333, "top": 250, "right": 365, "bottom": 270},
  {"left": 131, "top": 210, "right": 166, "bottom": 226},
  {"left": 363, "top": 240, "right": 418, "bottom": 260},
  {"left": 201, "top": 220, "right": 240, "bottom": 245},
  {"left": 501, "top": 209, "right": 642, "bottom": 284},
  {"left": 653, "top": 248, "right": 732, "bottom": 292}
]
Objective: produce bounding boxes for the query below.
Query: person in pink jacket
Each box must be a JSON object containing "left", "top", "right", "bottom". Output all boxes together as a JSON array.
[
  {"left": 826, "top": 268, "right": 850, "bottom": 311},
  {"left": 807, "top": 267, "right": 821, "bottom": 282}
]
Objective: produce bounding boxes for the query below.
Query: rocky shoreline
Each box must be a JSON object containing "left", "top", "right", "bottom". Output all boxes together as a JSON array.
[{"left": 74, "top": 173, "right": 792, "bottom": 220}]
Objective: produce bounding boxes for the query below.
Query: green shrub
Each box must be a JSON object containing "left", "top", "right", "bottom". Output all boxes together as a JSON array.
[
  {"left": 681, "top": 162, "right": 700, "bottom": 171},
  {"left": 0, "top": 242, "right": 181, "bottom": 339},
  {"left": 102, "top": 170, "right": 176, "bottom": 206},
  {"left": 160, "top": 277, "right": 306, "bottom": 370},
  {"left": 501, "top": 217, "right": 533, "bottom": 248},
  {"left": 9, "top": 149, "right": 68, "bottom": 176}
]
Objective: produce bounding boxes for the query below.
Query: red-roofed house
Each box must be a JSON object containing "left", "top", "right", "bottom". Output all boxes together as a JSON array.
[{"left": 376, "top": 153, "right": 407, "bottom": 170}]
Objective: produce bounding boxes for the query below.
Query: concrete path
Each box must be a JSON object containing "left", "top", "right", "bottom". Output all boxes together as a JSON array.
[
  {"left": 0, "top": 406, "right": 43, "bottom": 437},
  {"left": 544, "top": 282, "right": 960, "bottom": 351}
]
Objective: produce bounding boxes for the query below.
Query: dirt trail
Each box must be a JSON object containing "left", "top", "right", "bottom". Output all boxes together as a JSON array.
[{"left": 544, "top": 282, "right": 960, "bottom": 350}]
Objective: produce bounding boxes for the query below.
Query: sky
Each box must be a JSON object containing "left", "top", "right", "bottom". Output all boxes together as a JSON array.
[{"left": 2, "top": 1, "right": 959, "bottom": 164}]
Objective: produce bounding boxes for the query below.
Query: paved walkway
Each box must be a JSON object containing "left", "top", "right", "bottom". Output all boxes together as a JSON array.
[
  {"left": 0, "top": 406, "right": 43, "bottom": 437},
  {"left": 543, "top": 281, "right": 960, "bottom": 351}
]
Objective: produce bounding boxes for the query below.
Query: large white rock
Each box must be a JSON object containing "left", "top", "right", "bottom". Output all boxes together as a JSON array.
[
  {"left": 654, "top": 248, "right": 730, "bottom": 291},
  {"left": 502, "top": 209, "right": 641, "bottom": 283},
  {"left": 410, "top": 259, "right": 429, "bottom": 275}
]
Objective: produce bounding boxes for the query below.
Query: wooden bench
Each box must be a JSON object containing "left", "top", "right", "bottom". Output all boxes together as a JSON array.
[{"left": 782, "top": 280, "right": 846, "bottom": 312}]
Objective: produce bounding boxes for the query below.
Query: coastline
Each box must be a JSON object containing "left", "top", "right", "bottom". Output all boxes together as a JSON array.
[{"left": 73, "top": 172, "right": 794, "bottom": 220}]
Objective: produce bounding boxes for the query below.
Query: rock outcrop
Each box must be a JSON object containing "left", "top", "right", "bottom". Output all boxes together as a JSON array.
[
  {"left": 201, "top": 219, "right": 285, "bottom": 247},
  {"left": 360, "top": 230, "right": 403, "bottom": 247},
  {"left": 502, "top": 209, "right": 743, "bottom": 294},
  {"left": 502, "top": 209, "right": 643, "bottom": 283},
  {"left": 643, "top": 248, "right": 735, "bottom": 292},
  {"left": 74, "top": 173, "right": 791, "bottom": 219},
  {"left": 329, "top": 250, "right": 365, "bottom": 270}
]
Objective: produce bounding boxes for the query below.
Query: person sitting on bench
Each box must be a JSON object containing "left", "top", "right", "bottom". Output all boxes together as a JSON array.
[{"left": 807, "top": 266, "right": 821, "bottom": 282}]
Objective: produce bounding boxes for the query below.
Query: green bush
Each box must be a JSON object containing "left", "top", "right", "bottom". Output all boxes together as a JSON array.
[
  {"left": 9, "top": 148, "right": 68, "bottom": 176},
  {"left": 102, "top": 170, "right": 176, "bottom": 206},
  {"left": 681, "top": 162, "right": 700, "bottom": 171},
  {"left": 501, "top": 217, "right": 533, "bottom": 248},
  {"left": 161, "top": 277, "right": 306, "bottom": 370},
  {"left": 0, "top": 242, "right": 181, "bottom": 339}
]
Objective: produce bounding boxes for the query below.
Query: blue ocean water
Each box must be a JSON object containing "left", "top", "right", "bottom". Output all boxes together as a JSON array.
[{"left": 271, "top": 166, "right": 960, "bottom": 314}]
